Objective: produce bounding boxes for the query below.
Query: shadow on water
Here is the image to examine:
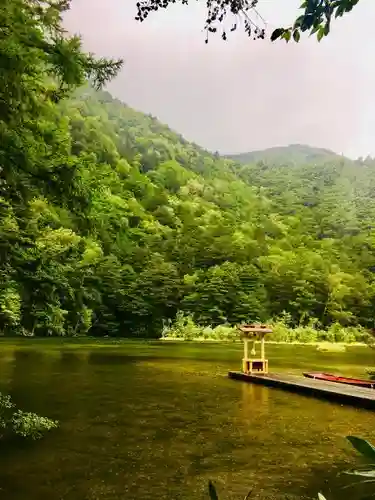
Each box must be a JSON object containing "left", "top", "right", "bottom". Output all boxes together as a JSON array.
[
  {"left": 11, "top": 348, "right": 46, "bottom": 362},
  {"left": 0, "top": 345, "right": 374, "bottom": 500},
  {"left": 59, "top": 351, "right": 89, "bottom": 365},
  {"left": 87, "top": 352, "right": 141, "bottom": 365}
]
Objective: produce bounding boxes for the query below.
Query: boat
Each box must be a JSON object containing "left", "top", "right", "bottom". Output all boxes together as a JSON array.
[{"left": 303, "top": 372, "right": 375, "bottom": 389}]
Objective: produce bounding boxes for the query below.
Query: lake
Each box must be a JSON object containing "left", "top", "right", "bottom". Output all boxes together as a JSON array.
[{"left": 0, "top": 340, "right": 374, "bottom": 500}]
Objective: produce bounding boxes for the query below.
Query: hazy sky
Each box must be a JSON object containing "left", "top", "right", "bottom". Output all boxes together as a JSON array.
[{"left": 64, "top": 0, "right": 374, "bottom": 158}]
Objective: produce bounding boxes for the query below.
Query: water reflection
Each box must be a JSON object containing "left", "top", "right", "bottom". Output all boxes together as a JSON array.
[
  {"left": 241, "top": 381, "right": 269, "bottom": 415},
  {"left": 0, "top": 349, "right": 14, "bottom": 391}
]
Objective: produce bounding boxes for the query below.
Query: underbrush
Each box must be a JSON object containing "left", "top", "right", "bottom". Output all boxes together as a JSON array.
[{"left": 161, "top": 311, "right": 372, "bottom": 344}]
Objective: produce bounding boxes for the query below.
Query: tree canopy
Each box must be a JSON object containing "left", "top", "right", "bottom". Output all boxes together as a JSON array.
[
  {"left": 1, "top": 0, "right": 375, "bottom": 339},
  {"left": 135, "top": 0, "right": 360, "bottom": 42}
]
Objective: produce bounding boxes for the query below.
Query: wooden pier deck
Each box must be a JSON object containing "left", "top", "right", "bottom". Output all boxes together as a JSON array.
[{"left": 228, "top": 371, "right": 375, "bottom": 409}]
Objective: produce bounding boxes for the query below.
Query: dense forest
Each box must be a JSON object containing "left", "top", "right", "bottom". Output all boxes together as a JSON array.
[
  {"left": 3, "top": 83, "right": 375, "bottom": 338},
  {"left": 2, "top": 0, "right": 375, "bottom": 339}
]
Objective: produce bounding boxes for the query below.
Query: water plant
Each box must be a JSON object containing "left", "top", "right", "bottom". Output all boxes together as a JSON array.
[{"left": 208, "top": 436, "right": 375, "bottom": 500}]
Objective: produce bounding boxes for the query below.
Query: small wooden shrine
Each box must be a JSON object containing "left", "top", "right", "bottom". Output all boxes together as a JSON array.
[{"left": 238, "top": 323, "right": 273, "bottom": 375}]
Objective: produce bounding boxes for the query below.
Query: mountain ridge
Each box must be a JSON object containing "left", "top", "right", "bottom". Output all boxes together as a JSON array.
[{"left": 223, "top": 143, "right": 349, "bottom": 165}]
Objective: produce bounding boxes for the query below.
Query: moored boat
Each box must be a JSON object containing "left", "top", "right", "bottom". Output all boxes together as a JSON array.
[{"left": 303, "top": 372, "right": 375, "bottom": 389}]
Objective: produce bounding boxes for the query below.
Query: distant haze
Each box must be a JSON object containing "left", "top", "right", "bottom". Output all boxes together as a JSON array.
[{"left": 64, "top": 0, "right": 375, "bottom": 159}]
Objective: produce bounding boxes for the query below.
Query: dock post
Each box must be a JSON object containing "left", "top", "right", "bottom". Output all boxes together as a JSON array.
[
  {"left": 243, "top": 338, "right": 249, "bottom": 373},
  {"left": 260, "top": 335, "right": 268, "bottom": 373},
  {"left": 261, "top": 336, "right": 265, "bottom": 360}
]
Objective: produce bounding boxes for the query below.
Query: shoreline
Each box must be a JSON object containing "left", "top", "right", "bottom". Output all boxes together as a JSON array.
[
  {"left": 0, "top": 337, "right": 369, "bottom": 348},
  {"left": 159, "top": 338, "right": 369, "bottom": 347}
]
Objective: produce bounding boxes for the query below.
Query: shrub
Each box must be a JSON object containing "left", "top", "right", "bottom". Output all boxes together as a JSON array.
[
  {"left": 162, "top": 311, "right": 370, "bottom": 344},
  {"left": 161, "top": 312, "right": 202, "bottom": 340},
  {"left": 161, "top": 312, "right": 237, "bottom": 341},
  {"left": 268, "top": 321, "right": 293, "bottom": 342},
  {"left": 12, "top": 410, "right": 58, "bottom": 439},
  {"left": 0, "top": 392, "right": 58, "bottom": 440}
]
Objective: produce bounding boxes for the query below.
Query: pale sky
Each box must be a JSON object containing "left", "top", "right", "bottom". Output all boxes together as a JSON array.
[{"left": 64, "top": 0, "right": 374, "bottom": 158}]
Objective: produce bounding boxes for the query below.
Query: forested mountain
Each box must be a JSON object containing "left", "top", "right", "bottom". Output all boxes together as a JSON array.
[
  {"left": 225, "top": 144, "right": 343, "bottom": 166},
  {"left": 2, "top": 79, "right": 375, "bottom": 338}
]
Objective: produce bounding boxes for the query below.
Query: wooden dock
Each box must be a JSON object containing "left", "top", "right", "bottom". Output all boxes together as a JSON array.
[{"left": 228, "top": 371, "right": 375, "bottom": 409}]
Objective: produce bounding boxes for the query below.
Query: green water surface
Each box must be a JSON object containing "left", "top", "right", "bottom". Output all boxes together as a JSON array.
[{"left": 0, "top": 340, "right": 374, "bottom": 500}]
